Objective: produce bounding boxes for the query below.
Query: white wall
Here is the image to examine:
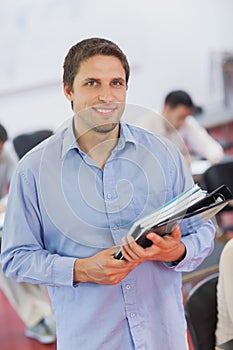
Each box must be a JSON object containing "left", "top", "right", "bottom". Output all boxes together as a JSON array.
[{"left": 1, "top": 0, "right": 233, "bottom": 137}]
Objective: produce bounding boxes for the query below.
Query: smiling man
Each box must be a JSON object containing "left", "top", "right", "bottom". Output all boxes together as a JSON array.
[
  {"left": 1, "top": 38, "right": 215, "bottom": 350},
  {"left": 63, "top": 52, "right": 126, "bottom": 169}
]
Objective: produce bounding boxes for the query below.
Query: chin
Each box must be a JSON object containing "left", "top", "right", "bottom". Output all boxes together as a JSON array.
[{"left": 93, "top": 123, "right": 118, "bottom": 134}]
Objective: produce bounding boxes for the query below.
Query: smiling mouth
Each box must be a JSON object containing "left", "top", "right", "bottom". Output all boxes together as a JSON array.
[{"left": 92, "top": 105, "right": 118, "bottom": 117}]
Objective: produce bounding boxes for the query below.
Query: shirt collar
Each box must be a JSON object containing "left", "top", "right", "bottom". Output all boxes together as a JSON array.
[
  {"left": 61, "top": 118, "right": 79, "bottom": 159},
  {"left": 119, "top": 121, "right": 137, "bottom": 148},
  {"left": 61, "top": 119, "right": 137, "bottom": 159}
]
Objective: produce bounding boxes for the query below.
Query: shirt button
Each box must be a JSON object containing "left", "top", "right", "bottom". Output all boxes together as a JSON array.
[
  {"left": 107, "top": 193, "right": 112, "bottom": 199},
  {"left": 112, "top": 225, "right": 119, "bottom": 231},
  {"left": 126, "top": 285, "right": 131, "bottom": 290},
  {"left": 130, "top": 312, "right": 135, "bottom": 318}
]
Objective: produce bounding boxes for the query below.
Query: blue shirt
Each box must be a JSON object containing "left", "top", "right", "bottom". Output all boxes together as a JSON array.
[{"left": 1, "top": 120, "right": 215, "bottom": 350}]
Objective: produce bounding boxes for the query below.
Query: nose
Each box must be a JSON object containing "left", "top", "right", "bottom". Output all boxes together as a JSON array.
[{"left": 98, "top": 85, "right": 114, "bottom": 103}]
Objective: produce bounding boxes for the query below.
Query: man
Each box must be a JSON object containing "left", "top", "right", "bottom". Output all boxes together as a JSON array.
[
  {"left": 125, "top": 90, "right": 224, "bottom": 164},
  {"left": 0, "top": 123, "right": 56, "bottom": 344},
  {"left": 1, "top": 38, "right": 215, "bottom": 350},
  {"left": 162, "top": 91, "right": 224, "bottom": 164}
]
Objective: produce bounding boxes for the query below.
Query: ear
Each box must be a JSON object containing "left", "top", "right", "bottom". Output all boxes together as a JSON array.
[
  {"left": 63, "top": 83, "right": 73, "bottom": 101},
  {"left": 162, "top": 103, "right": 171, "bottom": 116}
]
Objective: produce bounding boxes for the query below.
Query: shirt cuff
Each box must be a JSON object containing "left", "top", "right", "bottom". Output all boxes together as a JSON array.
[
  {"left": 52, "top": 255, "right": 77, "bottom": 287},
  {"left": 164, "top": 243, "right": 187, "bottom": 268},
  {"left": 171, "top": 236, "right": 196, "bottom": 270}
]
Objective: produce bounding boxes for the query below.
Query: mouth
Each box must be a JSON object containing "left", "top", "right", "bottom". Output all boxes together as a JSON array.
[{"left": 92, "top": 105, "right": 118, "bottom": 117}]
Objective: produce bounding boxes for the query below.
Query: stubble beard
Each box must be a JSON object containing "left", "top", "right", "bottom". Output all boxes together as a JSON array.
[{"left": 92, "top": 122, "right": 118, "bottom": 134}]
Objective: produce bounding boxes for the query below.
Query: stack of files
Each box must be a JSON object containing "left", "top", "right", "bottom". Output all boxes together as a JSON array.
[{"left": 114, "top": 184, "right": 233, "bottom": 260}]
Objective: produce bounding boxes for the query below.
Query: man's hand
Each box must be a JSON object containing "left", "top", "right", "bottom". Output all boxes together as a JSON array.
[
  {"left": 121, "top": 225, "right": 186, "bottom": 264},
  {"left": 73, "top": 246, "right": 140, "bottom": 285}
]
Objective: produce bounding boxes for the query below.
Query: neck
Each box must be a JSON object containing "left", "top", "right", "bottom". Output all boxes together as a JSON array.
[{"left": 74, "top": 122, "right": 120, "bottom": 169}]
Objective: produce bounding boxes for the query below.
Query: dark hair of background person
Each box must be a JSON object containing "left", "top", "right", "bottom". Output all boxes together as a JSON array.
[
  {"left": 0, "top": 124, "right": 8, "bottom": 143},
  {"left": 164, "top": 90, "right": 194, "bottom": 109},
  {"left": 63, "top": 37, "right": 130, "bottom": 91}
]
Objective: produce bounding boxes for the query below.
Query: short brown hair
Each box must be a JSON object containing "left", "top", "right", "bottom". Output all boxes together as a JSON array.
[
  {"left": 63, "top": 37, "right": 130, "bottom": 90},
  {"left": 164, "top": 90, "right": 194, "bottom": 109}
]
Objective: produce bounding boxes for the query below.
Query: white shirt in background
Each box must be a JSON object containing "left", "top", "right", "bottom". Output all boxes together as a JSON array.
[
  {"left": 179, "top": 116, "right": 224, "bottom": 164},
  {"left": 216, "top": 239, "right": 233, "bottom": 346},
  {"left": 123, "top": 112, "right": 224, "bottom": 164}
]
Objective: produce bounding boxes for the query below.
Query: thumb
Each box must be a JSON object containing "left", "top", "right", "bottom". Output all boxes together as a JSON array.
[{"left": 108, "top": 246, "right": 120, "bottom": 255}]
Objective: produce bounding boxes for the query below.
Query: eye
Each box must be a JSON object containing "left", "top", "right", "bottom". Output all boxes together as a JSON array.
[
  {"left": 86, "top": 80, "right": 98, "bottom": 86},
  {"left": 112, "top": 79, "right": 124, "bottom": 86}
]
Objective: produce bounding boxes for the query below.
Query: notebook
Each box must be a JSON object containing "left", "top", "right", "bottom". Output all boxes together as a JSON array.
[{"left": 114, "top": 184, "right": 233, "bottom": 260}]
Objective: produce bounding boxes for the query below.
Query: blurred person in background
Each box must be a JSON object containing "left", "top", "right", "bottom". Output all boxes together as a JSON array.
[
  {"left": 0, "top": 123, "right": 56, "bottom": 344},
  {"left": 161, "top": 90, "right": 224, "bottom": 164},
  {"left": 215, "top": 238, "right": 233, "bottom": 346},
  {"left": 0, "top": 123, "right": 17, "bottom": 199},
  {"left": 124, "top": 90, "right": 224, "bottom": 165}
]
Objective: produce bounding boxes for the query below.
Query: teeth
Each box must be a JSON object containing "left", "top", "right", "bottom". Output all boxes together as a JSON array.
[{"left": 96, "top": 109, "right": 113, "bottom": 113}]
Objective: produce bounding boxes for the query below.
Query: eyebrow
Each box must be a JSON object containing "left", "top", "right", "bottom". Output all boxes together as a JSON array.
[
  {"left": 82, "top": 77, "right": 126, "bottom": 83},
  {"left": 82, "top": 78, "right": 100, "bottom": 83}
]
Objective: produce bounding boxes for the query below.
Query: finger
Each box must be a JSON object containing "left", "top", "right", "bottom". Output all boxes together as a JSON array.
[
  {"left": 121, "top": 246, "right": 136, "bottom": 262},
  {"left": 121, "top": 244, "right": 141, "bottom": 261},
  {"left": 108, "top": 246, "right": 121, "bottom": 256},
  {"left": 146, "top": 232, "right": 164, "bottom": 246},
  {"left": 169, "top": 225, "right": 181, "bottom": 240},
  {"left": 122, "top": 237, "right": 148, "bottom": 261}
]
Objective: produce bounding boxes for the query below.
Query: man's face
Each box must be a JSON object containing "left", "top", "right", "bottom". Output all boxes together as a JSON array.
[
  {"left": 64, "top": 54, "right": 127, "bottom": 134},
  {"left": 163, "top": 104, "right": 193, "bottom": 130}
]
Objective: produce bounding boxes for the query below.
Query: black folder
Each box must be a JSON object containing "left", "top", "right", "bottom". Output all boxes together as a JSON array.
[{"left": 114, "top": 184, "right": 233, "bottom": 260}]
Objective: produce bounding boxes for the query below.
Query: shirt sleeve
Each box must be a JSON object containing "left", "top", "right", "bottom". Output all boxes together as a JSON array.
[
  {"left": 179, "top": 116, "right": 224, "bottom": 163},
  {"left": 164, "top": 141, "right": 215, "bottom": 271},
  {"left": 171, "top": 220, "right": 215, "bottom": 271},
  {"left": 1, "top": 164, "right": 76, "bottom": 288}
]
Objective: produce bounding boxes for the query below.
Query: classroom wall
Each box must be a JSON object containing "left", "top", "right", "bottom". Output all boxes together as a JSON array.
[{"left": 1, "top": 0, "right": 233, "bottom": 137}]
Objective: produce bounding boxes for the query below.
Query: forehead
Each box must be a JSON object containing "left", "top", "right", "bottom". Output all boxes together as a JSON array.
[{"left": 76, "top": 55, "right": 126, "bottom": 79}]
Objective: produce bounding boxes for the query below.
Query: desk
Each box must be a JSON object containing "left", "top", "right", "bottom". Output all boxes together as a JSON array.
[
  {"left": 191, "top": 155, "right": 233, "bottom": 185},
  {"left": 191, "top": 159, "right": 213, "bottom": 185},
  {"left": 216, "top": 339, "right": 233, "bottom": 349},
  {"left": 191, "top": 159, "right": 211, "bottom": 181}
]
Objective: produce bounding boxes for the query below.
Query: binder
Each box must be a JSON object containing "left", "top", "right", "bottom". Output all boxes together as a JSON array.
[{"left": 114, "top": 184, "right": 233, "bottom": 260}]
